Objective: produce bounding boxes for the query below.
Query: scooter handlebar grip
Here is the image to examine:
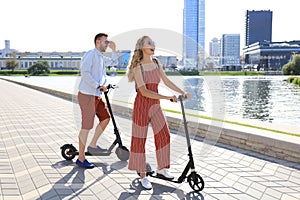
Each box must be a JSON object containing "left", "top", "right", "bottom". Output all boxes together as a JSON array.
[
  {"left": 170, "top": 94, "right": 187, "bottom": 102},
  {"left": 179, "top": 94, "right": 187, "bottom": 100}
]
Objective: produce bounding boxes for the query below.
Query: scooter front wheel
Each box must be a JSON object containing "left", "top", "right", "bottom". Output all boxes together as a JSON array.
[
  {"left": 61, "top": 144, "right": 77, "bottom": 160},
  {"left": 187, "top": 172, "right": 204, "bottom": 192},
  {"left": 115, "top": 146, "right": 130, "bottom": 161}
]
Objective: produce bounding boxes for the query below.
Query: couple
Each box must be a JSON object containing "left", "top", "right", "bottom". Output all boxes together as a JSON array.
[{"left": 77, "top": 33, "right": 190, "bottom": 190}]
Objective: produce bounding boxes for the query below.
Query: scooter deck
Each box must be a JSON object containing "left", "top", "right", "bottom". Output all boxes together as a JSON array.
[
  {"left": 75, "top": 151, "right": 112, "bottom": 156},
  {"left": 148, "top": 171, "right": 182, "bottom": 183}
]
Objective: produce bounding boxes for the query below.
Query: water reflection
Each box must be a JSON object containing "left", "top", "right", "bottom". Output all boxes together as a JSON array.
[
  {"left": 184, "top": 78, "right": 205, "bottom": 111},
  {"left": 222, "top": 78, "right": 241, "bottom": 116},
  {"left": 178, "top": 76, "right": 300, "bottom": 126},
  {"left": 241, "top": 79, "right": 272, "bottom": 122},
  {"left": 3, "top": 76, "right": 300, "bottom": 126}
]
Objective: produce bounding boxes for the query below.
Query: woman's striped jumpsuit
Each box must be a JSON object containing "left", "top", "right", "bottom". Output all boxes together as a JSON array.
[{"left": 128, "top": 63, "right": 171, "bottom": 172}]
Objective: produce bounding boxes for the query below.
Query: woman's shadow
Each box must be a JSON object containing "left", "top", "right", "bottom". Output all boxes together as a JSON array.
[
  {"left": 118, "top": 178, "right": 204, "bottom": 200},
  {"left": 36, "top": 160, "right": 127, "bottom": 200}
]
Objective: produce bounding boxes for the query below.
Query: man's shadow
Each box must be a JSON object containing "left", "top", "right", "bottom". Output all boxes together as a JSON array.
[
  {"left": 37, "top": 160, "right": 127, "bottom": 200},
  {"left": 36, "top": 160, "right": 86, "bottom": 200},
  {"left": 118, "top": 178, "right": 204, "bottom": 200}
]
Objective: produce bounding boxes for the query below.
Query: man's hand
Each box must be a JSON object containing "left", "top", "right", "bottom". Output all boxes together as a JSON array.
[
  {"left": 108, "top": 41, "right": 116, "bottom": 52},
  {"left": 98, "top": 85, "right": 107, "bottom": 92}
]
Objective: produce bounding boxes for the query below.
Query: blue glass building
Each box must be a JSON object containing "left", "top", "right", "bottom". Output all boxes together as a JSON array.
[
  {"left": 245, "top": 10, "right": 273, "bottom": 46},
  {"left": 183, "top": 0, "right": 205, "bottom": 70}
]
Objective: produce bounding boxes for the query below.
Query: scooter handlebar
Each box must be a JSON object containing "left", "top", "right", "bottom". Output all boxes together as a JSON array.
[
  {"left": 99, "top": 84, "right": 117, "bottom": 92},
  {"left": 170, "top": 94, "right": 187, "bottom": 102},
  {"left": 106, "top": 84, "right": 117, "bottom": 90}
]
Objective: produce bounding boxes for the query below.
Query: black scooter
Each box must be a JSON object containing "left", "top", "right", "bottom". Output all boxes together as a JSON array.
[
  {"left": 139, "top": 95, "right": 205, "bottom": 192},
  {"left": 60, "top": 84, "right": 130, "bottom": 161}
]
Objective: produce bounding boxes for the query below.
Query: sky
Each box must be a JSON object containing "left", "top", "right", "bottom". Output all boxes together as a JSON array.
[{"left": 1, "top": 0, "right": 299, "bottom": 55}]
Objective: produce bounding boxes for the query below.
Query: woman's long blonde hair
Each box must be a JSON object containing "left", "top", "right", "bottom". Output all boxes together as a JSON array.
[{"left": 127, "top": 36, "right": 150, "bottom": 82}]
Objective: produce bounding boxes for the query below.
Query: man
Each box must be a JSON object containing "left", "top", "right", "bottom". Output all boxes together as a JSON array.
[{"left": 76, "top": 33, "right": 118, "bottom": 168}]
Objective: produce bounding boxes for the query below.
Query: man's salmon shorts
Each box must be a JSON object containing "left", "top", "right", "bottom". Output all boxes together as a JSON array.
[{"left": 78, "top": 92, "right": 110, "bottom": 130}]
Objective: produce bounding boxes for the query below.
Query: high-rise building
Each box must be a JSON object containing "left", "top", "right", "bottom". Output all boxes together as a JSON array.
[
  {"left": 209, "top": 37, "right": 220, "bottom": 57},
  {"left": 221, "top": 34, "right": 240, "bottom": 67},
  {"left": 245, "top": 10, "right": 273, "bottom": 46},
  {"left": 183, "top": 0, "right": 205, "bottom": 70}
]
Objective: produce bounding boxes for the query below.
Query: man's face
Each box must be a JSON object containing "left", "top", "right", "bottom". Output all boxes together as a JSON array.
[{"left": 96, "top": 36, "right": 109, "bottom": 52}]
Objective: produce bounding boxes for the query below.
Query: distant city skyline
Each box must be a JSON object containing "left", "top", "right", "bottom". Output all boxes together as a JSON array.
[{"left": 1, "top": 0, "right": 299, "bottom": 54}]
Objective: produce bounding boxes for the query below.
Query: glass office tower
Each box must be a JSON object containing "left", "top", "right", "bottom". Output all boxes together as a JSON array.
[
  {"left": 221, "top": 34, "right": 241, "bottom": 66},
  {"left": 183, "top": 0, "right": 205, "bottom": 70},
  {"left": 245, "top": 10, "right": 273, "bottom": 46}
]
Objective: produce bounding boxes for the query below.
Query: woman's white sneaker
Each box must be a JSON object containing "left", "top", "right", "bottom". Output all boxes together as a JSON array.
[
  {"left": 140, "top": 177, "right": 152, "bottom": 190},
  {"left": 157, "top": 168, "right": 174, "bottom": 180}
]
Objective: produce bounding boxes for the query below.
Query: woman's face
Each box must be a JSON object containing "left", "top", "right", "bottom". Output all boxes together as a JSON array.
[{"left": 142, "top": 37, "right": 155, "bottom": 56}]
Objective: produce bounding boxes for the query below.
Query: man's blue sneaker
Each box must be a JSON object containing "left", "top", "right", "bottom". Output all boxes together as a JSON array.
[
  {"left": 87, "top": 145, "right": 107, "bottom": 154},
  {"left": 76, "top": 159, "right": 94, "bottom": 169}
]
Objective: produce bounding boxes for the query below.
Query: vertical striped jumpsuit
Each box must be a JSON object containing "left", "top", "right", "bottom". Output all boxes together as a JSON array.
[{"left": 128, "top": 62, "right": 171, "bottom": 172}]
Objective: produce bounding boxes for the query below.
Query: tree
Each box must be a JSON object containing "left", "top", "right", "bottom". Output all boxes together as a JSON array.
[
  {"left": 282, "top": 62, "right": 293, "bottom": 75},
  {"left": 292, "top": 54, "right": 300, "bottom": 75},
  {"left": 282, "top": 54, "right": 300, "bottom": 75},
  {"left": 5, "top": 54, "right": 19, "bottom": 72},
  {"left": 28, "top": 61, "right": 50, "bottom": 75}
]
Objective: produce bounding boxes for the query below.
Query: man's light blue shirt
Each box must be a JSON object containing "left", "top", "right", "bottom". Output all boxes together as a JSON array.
[{"left": 78, "top": 48, "right": 118, "bottom": 96}]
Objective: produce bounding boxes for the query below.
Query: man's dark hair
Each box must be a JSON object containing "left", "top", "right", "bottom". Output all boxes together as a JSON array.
[{"left": 94, "top": 33, "right": 108, "bottom": 45}]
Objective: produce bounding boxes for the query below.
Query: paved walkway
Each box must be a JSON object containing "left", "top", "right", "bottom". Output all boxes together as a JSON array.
[{"left": 0, "top": 79, "right": 300, "bottom": 200}]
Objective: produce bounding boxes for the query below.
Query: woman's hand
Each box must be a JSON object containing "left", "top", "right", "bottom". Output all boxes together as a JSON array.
[
  {"left": 169, "top": 95, "right": 178, "bottom": 102},
  {"left": 183, "top": 92, "right": 191, "bottom": 99}
]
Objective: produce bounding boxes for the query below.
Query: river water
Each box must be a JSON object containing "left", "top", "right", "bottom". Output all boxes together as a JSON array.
[{"left": 2, "top": 75, "right": 300, "bottom": 128}]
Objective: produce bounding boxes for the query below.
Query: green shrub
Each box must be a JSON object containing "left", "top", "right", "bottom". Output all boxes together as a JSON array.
[
  {"left": 51, "top": 70, "right": 79, "bottom": 75},
  {"left": 282, "top": 62, "right": 293, "bottom": 75},
  {"left": 292, "top": 78, "right": 298, "bottom": 84},
  {"left": 288, "top": 76, "right": 300, "bottom": 86},
  {"left": 28, "top": 61, "right": 50, "bottom": 75},
  {"left": 295, "top": 78, "right": 300, "bottom": 86},
  {"left": 283, "top": 54, "right": 300, "bottom": 75},
  {"left": 287, "top": 76, "right": 296, "bottom": 83}
]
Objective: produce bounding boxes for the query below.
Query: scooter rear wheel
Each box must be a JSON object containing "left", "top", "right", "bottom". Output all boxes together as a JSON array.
[
  {"left": 187, "top": 172, "right": 204, "bottom": 192},
  {"left": 61, "top": 144, "right": 76, "bottom": 160},
  {"left": 115, "top": 146, "right": 130, "bottom": 161}
]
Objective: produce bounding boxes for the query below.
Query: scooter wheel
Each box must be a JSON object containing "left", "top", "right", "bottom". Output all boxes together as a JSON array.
[
  {"left": 137, "top": 162, "right": 154, "bottom": 176},
  {"left": 187, "top": 172, "right": 205, "bottom": 192},
  {"left": 115, "top": 146, "right": 130, "bottom": 161},
  {"left": 61, "top": 144, "right": 76, "bottom": 160}
]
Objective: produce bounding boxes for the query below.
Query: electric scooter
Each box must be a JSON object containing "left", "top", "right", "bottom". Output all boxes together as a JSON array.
[
  {"left": 138, "top": 95, "right": 205, "bottom": 192},
  {"left": 60, "top": 84, "right": 130, "bottom": 161}
]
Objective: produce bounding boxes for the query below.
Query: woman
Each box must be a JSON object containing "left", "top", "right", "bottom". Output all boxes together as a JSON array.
[{"left": 127, "top": 36, "right": 190, "bottom": 190}]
